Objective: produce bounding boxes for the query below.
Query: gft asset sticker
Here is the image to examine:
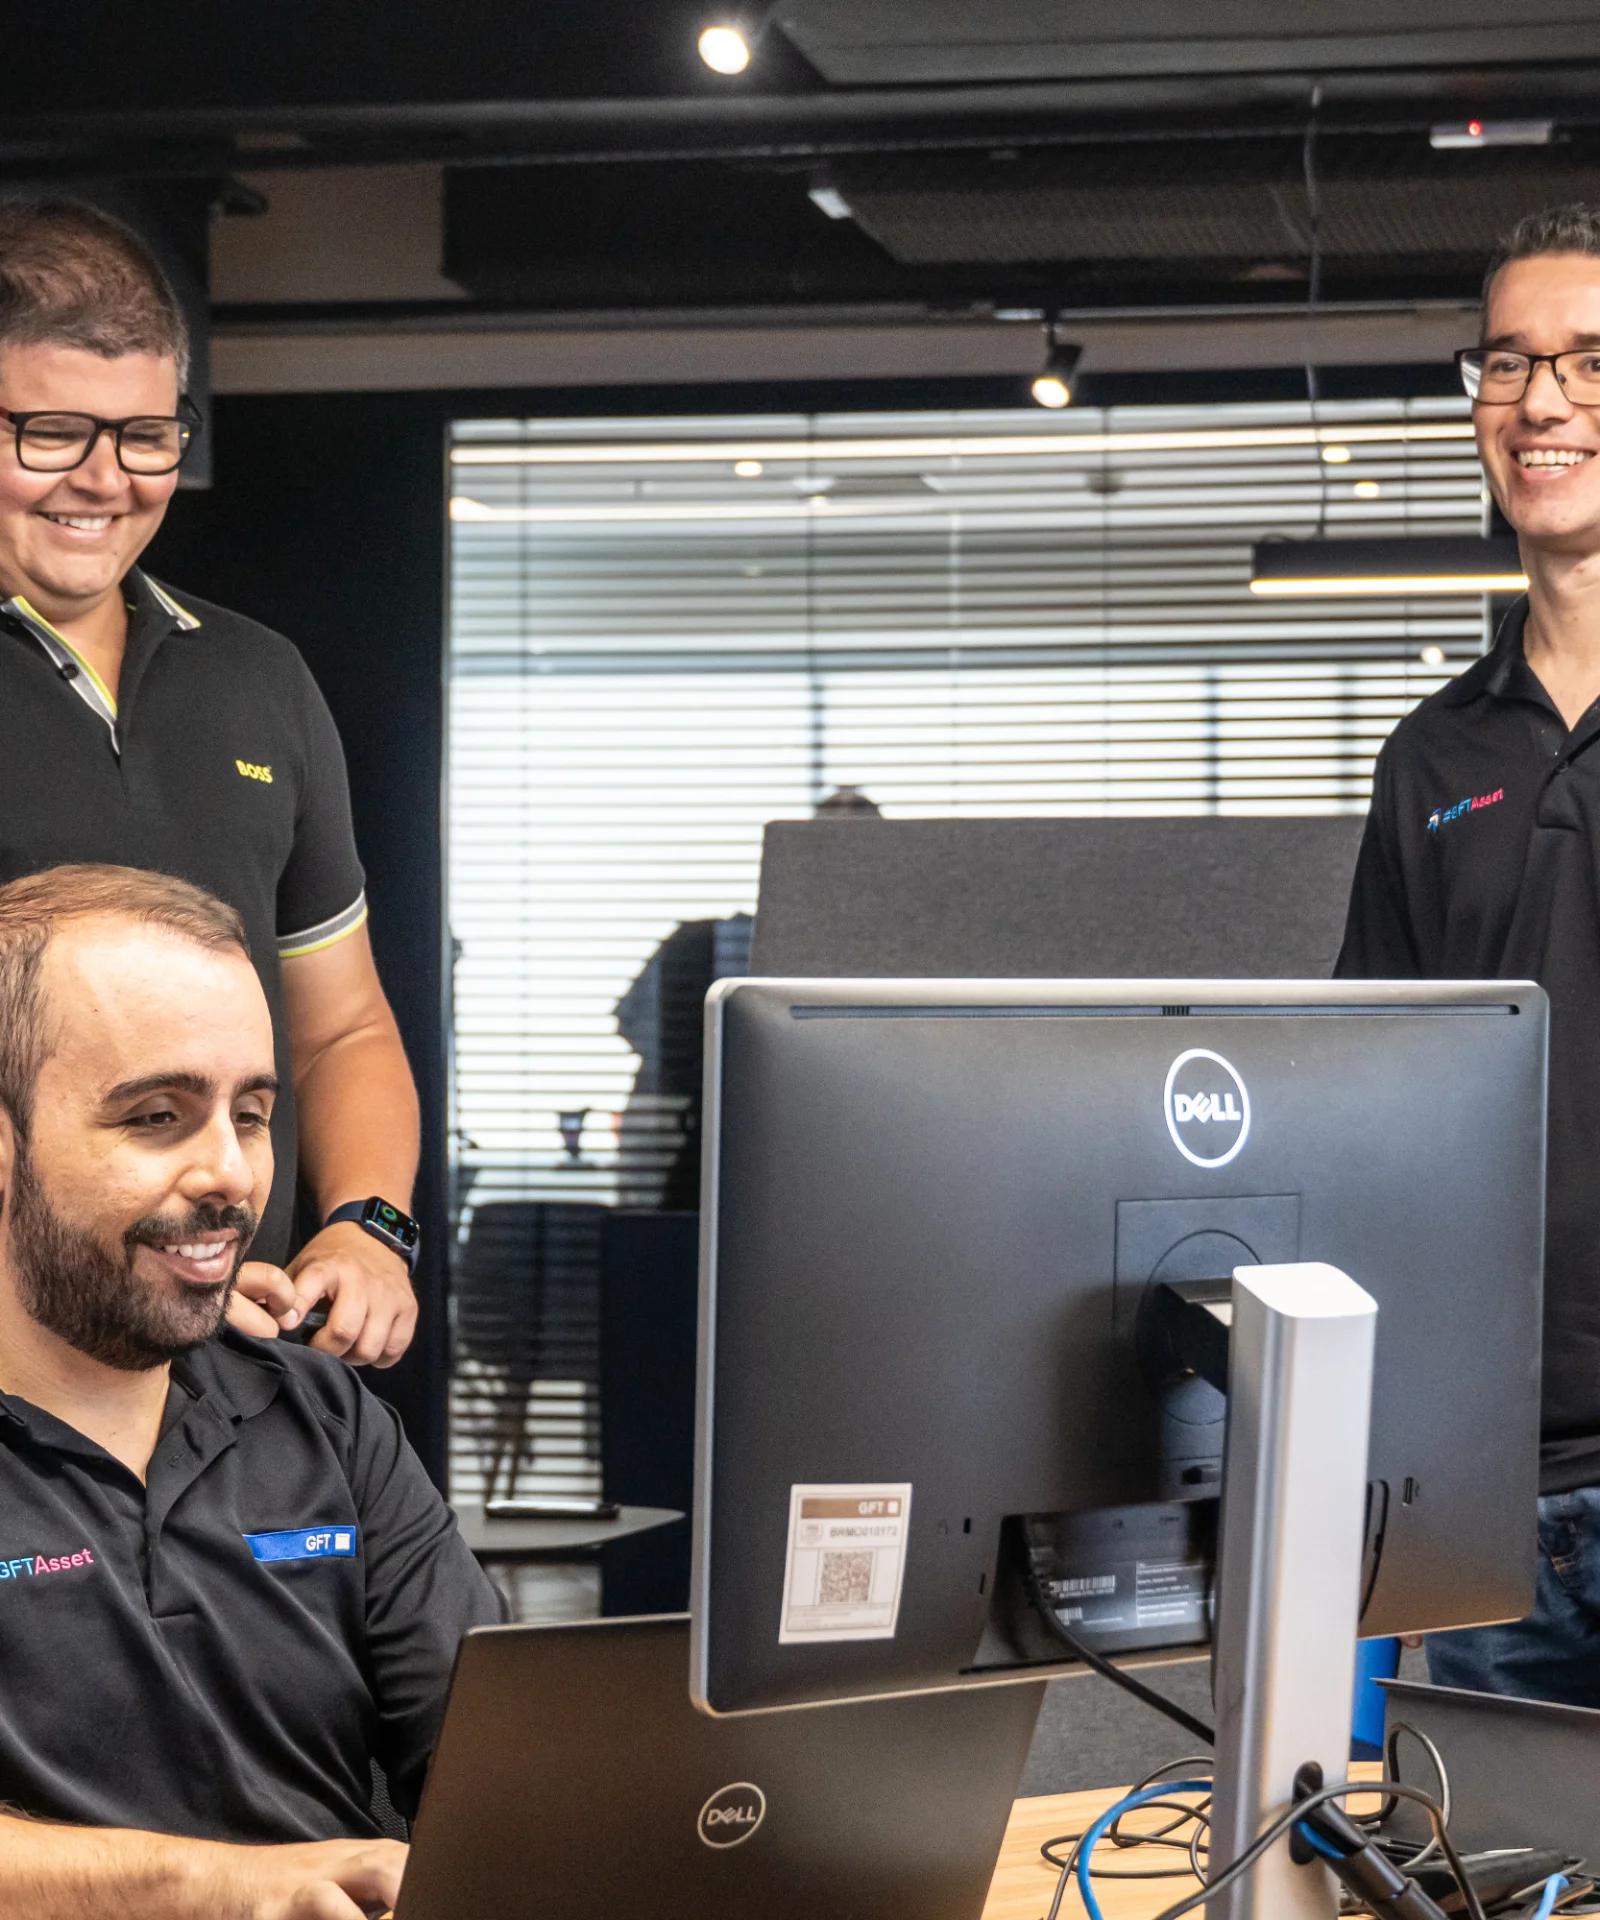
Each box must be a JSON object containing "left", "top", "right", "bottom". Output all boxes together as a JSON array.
[{"left": 778, "top": 1483, "right": 912, "bottom": 1644}]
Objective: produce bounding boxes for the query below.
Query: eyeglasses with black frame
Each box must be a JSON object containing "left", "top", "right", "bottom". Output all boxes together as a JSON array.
[
  {"left": 1457, "top": 346, "right": 1600, "bottom": 405},
  {"left": 0, "top": 398, "right": 202, "bottom": 475}
]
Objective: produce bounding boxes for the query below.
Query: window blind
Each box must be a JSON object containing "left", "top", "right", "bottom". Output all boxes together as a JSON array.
[{"left": 444, "top": 396, "right": 1485, "bottom": 1502}]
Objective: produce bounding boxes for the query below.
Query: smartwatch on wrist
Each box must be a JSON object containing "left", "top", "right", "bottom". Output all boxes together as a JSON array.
[{"left": 324, "top": 1197, "right": 421, "bottom": 1276}]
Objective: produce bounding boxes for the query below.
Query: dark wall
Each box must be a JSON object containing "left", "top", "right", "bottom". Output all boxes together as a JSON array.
[{"left": 146, "top": 392, "right": 451, "bottom": 1483}]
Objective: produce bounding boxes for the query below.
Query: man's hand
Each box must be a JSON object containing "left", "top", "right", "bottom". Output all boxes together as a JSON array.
[
  {"left": 214, "top": 1835, "right": 406, "bottom": 1920},
  {"left": 229, "top": 1221, "right": 416, "bottom": 1368}
]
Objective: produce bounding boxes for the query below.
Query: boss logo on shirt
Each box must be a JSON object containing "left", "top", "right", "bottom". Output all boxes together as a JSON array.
[
  {"left": 235, "top": 760, "right": 274, "bottom": 784},
  {"left": 0, "top": 1546, "right": 95, "bottom": 1582},
  {"left": 245, "top": 1527, "right": 356, "bottom": 1564},
  {"left": 1426, "top": 786, "right": 1503, "bottom": 832}
]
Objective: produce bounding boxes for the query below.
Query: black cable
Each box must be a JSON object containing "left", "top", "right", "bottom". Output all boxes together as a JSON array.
[
  {"left": 1302, "top": 80, "right": 1329, "bottom": 536},
  {"left": 1144, "top": 1778, "right": 1487, "bottom": 1920},
  {"left": 1040, "top": 1760, "right": 1214, "bottom": 1892},
  {"left": 1020, "top": 1546, "right": 1216, "bottom": 1745}
]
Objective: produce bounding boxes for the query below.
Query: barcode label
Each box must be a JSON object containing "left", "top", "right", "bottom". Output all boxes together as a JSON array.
[
  {"left": 780, "top": 1483, "right": 912, "bottom": 1644},
  {"left": 819, "top": 1550, "right": 874, "bottom": 1605},
  {"left": 1055, "top": 1574, "right": 1117, "bottom": 1597}
]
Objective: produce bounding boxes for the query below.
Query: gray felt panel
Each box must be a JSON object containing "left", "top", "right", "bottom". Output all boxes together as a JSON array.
[{"left": 752, "top": 817, "right": 1367, "bottom": 980}]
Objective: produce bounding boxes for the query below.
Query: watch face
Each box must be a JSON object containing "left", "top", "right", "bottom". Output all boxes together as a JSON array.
[{"left": 366, "top": 1199, "right": 419, "bottom": 1251}]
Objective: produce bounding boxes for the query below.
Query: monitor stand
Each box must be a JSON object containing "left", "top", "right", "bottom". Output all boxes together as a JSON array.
[{"left": 1205, "top": 1263, "right": 1378, "bottom": 1920}]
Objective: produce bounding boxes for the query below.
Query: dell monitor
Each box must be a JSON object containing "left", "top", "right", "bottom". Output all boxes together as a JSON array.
[{"left": 690, "top": 978, "right": 1546, "bottom": 1717}]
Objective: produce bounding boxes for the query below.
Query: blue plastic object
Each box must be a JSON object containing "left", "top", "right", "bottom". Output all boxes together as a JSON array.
[{"left": 1351, "top": 1635, "right": 1401, "bottom": 1758}]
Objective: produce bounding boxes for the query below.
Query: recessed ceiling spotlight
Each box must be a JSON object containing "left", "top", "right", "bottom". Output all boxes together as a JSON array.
[
  {"left": 1420, "top": 645, "right": 1447, "bottom": 665},
  {"left": 1031, "top": 324, "right": 1083, "bottom": 409},
  {"left": 1321, "top": 444, "right": 1353, "bottom": 464},
  {"left": 1353, "top": 480, "right": 1382, "bottom": 498},
  {"left": 698, "top": 25, "right": 751, "bottom": 73},
  {"left": 734, "top": 459, "right": 763, "bottom": 477}
]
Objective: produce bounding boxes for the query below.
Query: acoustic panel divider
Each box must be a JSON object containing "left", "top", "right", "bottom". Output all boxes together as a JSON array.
[
  {"left": 751, "top": 817, "right": 1367, "bottom": 981},
  {"left": 751, "top": 812, "right": 1370, "bottom": 1791}
]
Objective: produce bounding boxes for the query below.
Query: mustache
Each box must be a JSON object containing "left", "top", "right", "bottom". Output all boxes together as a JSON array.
[{"left": 124, "top": 1203, "right": 259, "bottom": 1259}]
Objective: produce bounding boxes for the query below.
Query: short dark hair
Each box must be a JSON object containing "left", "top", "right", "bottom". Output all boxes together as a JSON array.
[
  {"left": 1483, "top": 203, "right": 1600, "bottom": 323},
  {"left": 0, "top": 866, "right": 248, "bottom": 1138},
  {"left": 0, "top": 197, "right": 189, "bottom": 386}
]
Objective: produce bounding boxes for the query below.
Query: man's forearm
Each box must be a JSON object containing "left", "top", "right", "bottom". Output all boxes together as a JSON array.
[
  {"left": 0, "top": 1812, "right": 405, "bottom": 1920},
  {"left": 0, "top": 1815, "right": 242, "bottom": 1920},
  {"left": 294, "top": 1020, "right": 420, "bottom": 1217}
]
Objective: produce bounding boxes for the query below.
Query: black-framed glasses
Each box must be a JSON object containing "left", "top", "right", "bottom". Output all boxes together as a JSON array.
[
  {"left": 0, "top": 398, "right": 201, "bottom": 475},
  {"left": 1457, "top": 346, "right": 1600, "bottom": 405}
]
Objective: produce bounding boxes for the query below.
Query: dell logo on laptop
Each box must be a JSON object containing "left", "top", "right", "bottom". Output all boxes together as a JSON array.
[
  {"left": 698, "top": 1782, "right": 766, "bottom": 1848},
  {"left": 1163, "top": 1048, "right": 1251, "bottom": 1169}
]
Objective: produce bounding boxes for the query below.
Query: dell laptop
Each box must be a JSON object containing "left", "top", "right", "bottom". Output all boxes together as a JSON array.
[{"left": 395, "top": 1613, "right": 1044, "bottom": 1920}]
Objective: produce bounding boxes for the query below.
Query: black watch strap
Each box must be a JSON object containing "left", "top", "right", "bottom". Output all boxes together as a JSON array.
[{"left": 325, "top": 1197, "right": 420, "bottom": 1276}]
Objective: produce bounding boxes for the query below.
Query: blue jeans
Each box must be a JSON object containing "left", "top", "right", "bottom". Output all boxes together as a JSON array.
[{"left": 1426, "top": 1486, "right": 1600, "bottom": 1707}]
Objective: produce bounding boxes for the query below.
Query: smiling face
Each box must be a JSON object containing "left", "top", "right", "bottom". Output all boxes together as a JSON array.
[
  {"left": 0, "top": 918, "right": 276, "bottom": 1371},
  {"left": 0, "top": 341, "right": 180, "bottom": 625},
  {"left": 1477, "top": 253, "right": 1600, "bottom": 556}
]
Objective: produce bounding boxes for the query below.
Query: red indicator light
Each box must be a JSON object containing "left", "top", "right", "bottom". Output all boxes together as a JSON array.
[{"left": 1468, "top": 120, "right": 1483, "bottom": 137}]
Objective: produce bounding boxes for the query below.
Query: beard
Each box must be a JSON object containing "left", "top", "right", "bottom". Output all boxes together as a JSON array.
[{"left": 6, "top": 1147, "right": 257, "bottom": 1372}]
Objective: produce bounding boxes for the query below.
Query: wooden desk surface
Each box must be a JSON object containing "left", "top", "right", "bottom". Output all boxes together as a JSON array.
[
  {"left": 982, "top": 1786, "right": 1194, "bottom": 1920},
  {"left": 982, "top": 1768, "right": 1384, "bottom": 1920}
]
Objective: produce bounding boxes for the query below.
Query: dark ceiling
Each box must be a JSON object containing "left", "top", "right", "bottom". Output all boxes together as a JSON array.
[{"left": 11, "top": 0, "right": 1600, "bottom": 321}]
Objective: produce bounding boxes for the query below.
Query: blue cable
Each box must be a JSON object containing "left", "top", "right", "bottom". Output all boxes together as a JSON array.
[
  {"left": 1533, "top": 1873, "right": 1569, "bottom": 1920},
  {"left": 1294, "top": 1822, "right": 1345, "bottom": 1863},
  {"left": 1075, "top": 1779, "right": 1213, "bottom": 1920}
]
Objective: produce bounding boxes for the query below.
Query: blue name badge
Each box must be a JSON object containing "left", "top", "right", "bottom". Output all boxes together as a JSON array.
[{"left": 245, "top": 1526, "right": 357, "bottom": 1564}]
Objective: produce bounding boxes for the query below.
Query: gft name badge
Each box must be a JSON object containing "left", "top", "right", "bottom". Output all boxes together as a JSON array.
[{"left": 244, "top": 1527, "right": 357, "bottom": 1563}]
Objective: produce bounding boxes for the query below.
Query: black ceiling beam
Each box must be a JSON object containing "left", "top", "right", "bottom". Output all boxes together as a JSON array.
[{"left": 5, "top": 63, "right": 1600, "bottom": 181}]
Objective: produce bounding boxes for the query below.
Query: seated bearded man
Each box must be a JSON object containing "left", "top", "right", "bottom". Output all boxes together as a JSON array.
[{"left": 0, "top": 864, "right": 502, "bottom": 1919}]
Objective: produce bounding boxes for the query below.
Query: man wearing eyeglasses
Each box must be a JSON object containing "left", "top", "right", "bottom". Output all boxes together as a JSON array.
[
  {"left": 1341, "top": 203, "right": 1600, "bottom": 1705},
  {"left": 0, "top": 197, "right": 421, "bottom": 1373}
]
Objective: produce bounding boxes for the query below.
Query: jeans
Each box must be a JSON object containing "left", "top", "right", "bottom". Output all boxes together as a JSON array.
[{"left": 1426, "top": 1485, "right": 1600, "bottom": 1707}]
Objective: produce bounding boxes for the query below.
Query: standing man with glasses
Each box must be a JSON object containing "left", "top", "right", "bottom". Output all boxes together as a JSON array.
[
  {"left": 1341, "top": 203, "right": 1600, "bottom": 1704},
  {"left": 0, "top": 197, "right": 422, "bottom": 1370}
]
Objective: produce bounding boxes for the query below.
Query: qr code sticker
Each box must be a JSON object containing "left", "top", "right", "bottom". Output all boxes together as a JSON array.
[{"left": 819, "top": 1550, "right": 874, "bottom": 1605}]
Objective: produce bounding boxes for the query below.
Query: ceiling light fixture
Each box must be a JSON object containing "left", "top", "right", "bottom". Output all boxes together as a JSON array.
[
  {"left": 734, "top": 459, "right": 763, "bottom": 477},
  {"left": 698, "top": 24, "right": 751, "bottom": 73},
  {"left": 1430, "top": 119, "right": 1553, "bottom": 149},
  {"left": 1031, "top": 322, "right": 1083, "bottom": 409},
  {"left": 1249, "top": 535, "right": 1526, "bottom": 596},
  {"left": 1320, "top": 444, "right": 1352, "bottom": 464},
  {"left": 808, "top": 182, "right": 854, "bottom": 221},
  {"left": 452, "top": 422, "right": 1476, "bottom": 469}
]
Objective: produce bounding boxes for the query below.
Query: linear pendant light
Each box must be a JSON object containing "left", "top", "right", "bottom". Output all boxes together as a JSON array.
[{"left": 1249, "top": 535, "right": 1526, "bottom": 596}]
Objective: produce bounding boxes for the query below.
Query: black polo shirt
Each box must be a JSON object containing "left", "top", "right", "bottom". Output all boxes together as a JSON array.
[
  {"left": 1338, "top": 597, "right": 1600, "bottom": 1494},
  {"left": 0, "top": 1328, "right": 502, "bottom": 1840},
  {"left": 0, "top": 569, "right": 368, "bottom": 1265}
]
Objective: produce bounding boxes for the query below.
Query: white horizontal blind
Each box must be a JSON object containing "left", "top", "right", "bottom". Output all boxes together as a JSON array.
[{"left": 444, "top": 397, "right": 1485, "bottom": 1500}]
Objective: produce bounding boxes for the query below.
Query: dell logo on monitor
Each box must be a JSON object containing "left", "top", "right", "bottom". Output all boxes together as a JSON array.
[
  {"left": 1163, "top": 1048, "right": 1251, "bottom": 1169},
  {"left": 698, "top": 1782, "right": 767, "bottom": 1848}
]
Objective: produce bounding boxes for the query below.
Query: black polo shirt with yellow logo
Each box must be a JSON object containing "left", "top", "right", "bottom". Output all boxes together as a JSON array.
[
  {"left": 1338, "top": 596, "right": 1600, "bottom": 1493},
  {"left": 0, "top": 567, "right": 368, "bottom": 1264},
  {"left": 0, "top": 1329, "right": 502, "bottom": 1839}
]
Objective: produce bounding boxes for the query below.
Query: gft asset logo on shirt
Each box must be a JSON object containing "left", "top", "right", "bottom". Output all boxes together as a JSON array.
[
  {"left": 1163, "top": 1049, "right": 1251, "bottom": 1169},
  {"left": 0, "top": 1546, "right": 95, "bottom": 1583}
]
